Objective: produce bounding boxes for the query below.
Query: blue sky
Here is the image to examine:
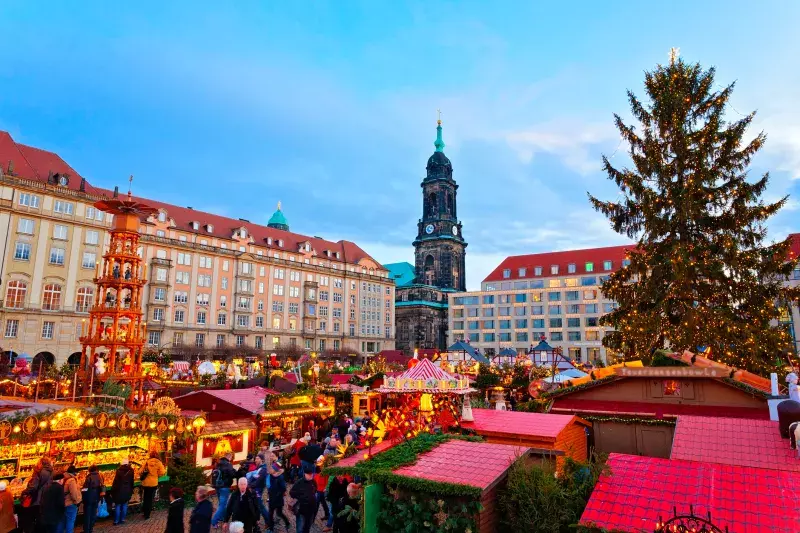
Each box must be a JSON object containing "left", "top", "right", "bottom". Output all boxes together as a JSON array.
[{"left": 1, "top": 1, "right": 799, "bottom": 290}]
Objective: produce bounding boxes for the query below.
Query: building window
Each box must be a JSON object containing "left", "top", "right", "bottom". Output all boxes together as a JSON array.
[
  {"left": 603, "top": 260, "right": 612, "bottom": 271},
  {"left": 173, "top": 333, "right": 183, "bottom": 346},
  {"left": 567, "top": 331, "right": 581, "bottom": 341},
  {"left": 174, "top": 291, "right": 188, "bottom": 304},
  {"left": 152, "top": 308, "right": 164, "bottom": 322},
  {"left": 41, "top": 321, "right": 54, "bottom": 339},
  {"left": 218, "top": 313, "right": 227, "bottom": 326},
  {"left": 176, "top": 272, "right": 190, "bottom": 284},
  {"left": 18, "top": 193, "right": 40, "bottom": 208},
  {"left": 274, "top": 268, "right": 285, "bottom": 280},
  {"left": 273, "top": 285, "right": 284, "bottom": 296},
  {"left": 349, "top": 324, "right": 355, "bottom": 336},
  {"left": 13, "top": 242, "right": 31, "bottom": 261},
  {"left": 53, "top": 224, "right": 68, "bottom": 240},
  {"left": 4, "top": 319, "right": 18, "bottom": 338},
  {"left": 76, "top": 286, "right": 93, "bottom": 312},
  {"left": 85, "top": 230, "right": 100, "bottom": 245},
  {"left": 622, "top": 259, "right": 631, "bottom": 267},
  {"left": 503, "top": 269, "right": 511, "bottom": 279},
  {"left": 236, "top": 335, "right": 245, "bottom": 347},
  {"left": 42, "top": 284, "right": 62, "bottom": 310},
  {"left": 663, "top": 380, "right": 682, "bottom": 397},
  {"left": 585, "top": 262, "right": 594, "bottom": 272},
  {"left": 197, "top": 310, "right": 207, "bottom": 325},
  {"left": 54, "top": 201, "right": 74, "bottom": 215},
  {"left": 238, "top": 315, "right": 250, "bottom": 327},
  {"left": 551, "top": 265, "right": 559, "bottom": 275},
  {"left": 256, "top": 316, "right": 264, "bottom": 328},
  {"left": 289, "top": 287, "right": 299, "bottom": 297},
  {"left": 548, "top": 292, "right": 561, "bottom": 301},
  {"left": 17, "top": 218, "right": 34, "bottom": 234},
  {"left": 174, "top": 310, "right": 185, "bottom": 323},
  {"left": 216, "top": 334, "right": 225, "bottom": 347},
  {"left": 5, "top": 280, "right": 28, "bottom": 309},
  {"left": 49, "top": 247, "right": 65, "bottom": 265},
  {"left": 82, "top": 251, "right": 96, "bottom": 269},
  {"left": 567, "top": 263, "right": 576, "bottom": 274},
  {"left": 255, "top": 336, "right": 263, "bottom": 349},
  {"left": 195, "top": 333, "right": 205, "bottom": 347},
  {"left": 148, "top": 331, "right": 161, "bottom": 346}
]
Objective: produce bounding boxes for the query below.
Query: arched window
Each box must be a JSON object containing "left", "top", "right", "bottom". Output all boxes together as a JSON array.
[
  {"left": 424, "top": 255, "right": 436, "bottom": 286},
  {"left": 427, "top": 193, "right": 437, "bottom": 217},
  {"left": 76, "top": 286, "right": 94, "bottom": 313},
  {"left": 158, "top": 211, "right": 167, "bottom": 223},
  {"left": 5, "top": 281, "right": 27, "bottom": 309},
  {"left": 42, "top": 284, "right": 62, "bottom": 311}
]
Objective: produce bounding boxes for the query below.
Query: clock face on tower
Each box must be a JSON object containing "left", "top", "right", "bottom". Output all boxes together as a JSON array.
[
  {"left": 425, "top": 224, "right": 435, "bottom": 235},
  {"left": 452, "top": 226, "right": 458, "bottom": 236}
]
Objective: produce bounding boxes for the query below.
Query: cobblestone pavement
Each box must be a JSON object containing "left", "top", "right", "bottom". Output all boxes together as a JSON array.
[{"left": 84, "top": 496, "right": 329, "bottom": 533}]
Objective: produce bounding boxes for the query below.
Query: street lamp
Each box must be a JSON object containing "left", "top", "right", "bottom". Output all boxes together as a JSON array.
[{"left": 654, "top": 506, "right": 727, "bottom": 533}]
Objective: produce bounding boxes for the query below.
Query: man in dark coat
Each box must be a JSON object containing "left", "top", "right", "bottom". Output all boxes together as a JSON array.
[
  {"left": 211, "top": 453, "right": 236, "bottom": 527},
  {"left": 111, "top": 460, "right": 135, "bottom": 525},
  {"left": 266, "top": 456, "right": 290, "bottom": 531},
  {"left": 38, "top": 473, "right": 65, "bottom": 533},
  {"left": 81, "top": 466, "right": 104, "bottom": 533},
  {"left": 334, "top": 484, "right": 361, "bottom": 533},
  {"left": 224, "top": 478, "right": 260, "bottom": 533},
  {"left": 189, "top": 486, "right": 213, "bottom": 533},
  {"left": 326, "top": 475, "right": 350, "bottom": 533},
  {"left": 289, "top": 465, "right": 317, "bottom": 533},
  {"left": 165, "top": 487, "right": 185, "bottom": 533}
]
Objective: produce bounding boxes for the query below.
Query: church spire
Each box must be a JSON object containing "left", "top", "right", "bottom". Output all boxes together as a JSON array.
[{"left": 434, "top": 111, "right": 445, "bottom": 153}]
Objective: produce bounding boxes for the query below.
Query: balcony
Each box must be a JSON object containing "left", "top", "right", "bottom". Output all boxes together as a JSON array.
[
  {"left": 237, "top": 268, "right": 255, "bottom": 279},
  {"left": 235, "top": 287, "right": 254, "bottom": 297},
  {"left": 150, "top": 257, "right": 173, "bottom": 268}
]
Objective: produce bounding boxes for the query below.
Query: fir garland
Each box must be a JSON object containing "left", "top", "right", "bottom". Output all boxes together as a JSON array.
[{"left": 720, "top": 377, "right": 771, "bottom": 399}]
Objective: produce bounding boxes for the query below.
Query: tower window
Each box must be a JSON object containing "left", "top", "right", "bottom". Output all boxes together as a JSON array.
[
  {"left": 424, "top": 255, "right": 435, "bottom": 285},
  {"left": 428, "top": 193, "right": 437, "bottom": 216}
]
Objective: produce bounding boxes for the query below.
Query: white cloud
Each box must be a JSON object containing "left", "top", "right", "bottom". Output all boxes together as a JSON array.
[{"left": 505, "top": 121, "right": 618, "bottom": 175}]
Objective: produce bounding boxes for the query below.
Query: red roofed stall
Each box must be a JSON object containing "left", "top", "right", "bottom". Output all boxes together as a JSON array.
[
  {"left": 580, "top": 453, "right": 800, "bottom": 533},
  {"left": 462, "top": 409, "right": 590, "bottom": 467}
]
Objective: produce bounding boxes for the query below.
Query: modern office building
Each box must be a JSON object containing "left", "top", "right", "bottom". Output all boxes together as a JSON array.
[
  {"left": 0, "top": 131, "right": 396, "bottom": 365},
  {"left": 448, "top": 245, "right": 631, "bottom": 364}
]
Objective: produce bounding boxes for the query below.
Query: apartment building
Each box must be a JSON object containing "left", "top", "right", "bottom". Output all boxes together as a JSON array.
[
  {"left": 448, "top": 245, "right": 631, "bottom": 364},
  {"left": 0, "top": 131, "right": 395, "bottom": 365}
]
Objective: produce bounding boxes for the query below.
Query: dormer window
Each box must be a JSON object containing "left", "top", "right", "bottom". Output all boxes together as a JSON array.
[
  {"left": 206, "top": 224, "right": 214, "bottom": 232},
  {"left": 551, "top": 265, "right": 559, "bottom": 275},
  {"left": 604, "top": 260, "right": 613, "bottom": 271},
  {"left": 335, "top": 252, "right": 340, "bottom": 259},
  {"left": 568, "top": 263, "right": 576, "bottom": 274},
  {"left": 267, "top": 237, "right": 272, "bottom": 245},
  {"left": 304, "top": 243, "right": 311, "bottom": 252},
  {"left": 158, "top": 212, "right": 166, "bottom": 223},
  {"left": 277, "top": 239, "right": 283, "bottom": 247},
  {"left": 534, "top": 266, "right": 542, "bottom": 276},
  {"left": 191, "top": 221, "right": 199, "bottom": 230}
]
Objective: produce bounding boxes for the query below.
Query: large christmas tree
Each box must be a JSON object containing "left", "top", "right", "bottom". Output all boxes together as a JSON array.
[{"left": 589, "top": 50, "right": 800, "bottom": 375}]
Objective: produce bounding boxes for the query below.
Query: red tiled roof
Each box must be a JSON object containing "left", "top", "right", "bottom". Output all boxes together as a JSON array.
[
  {"left": 580, "top": 453, "right": 800, "bottom": 533},
  {"left": 789, "top": 233, "right": 800, "bottom": 260},
  {"left": 462, "top": 409, "right": 585, "bottom": 441},
  {"left": 483, "top": 244, "right": 633, "bottom": 283},
  {"left": 98, "top": 188, "right": 384, "bottom": 270},
  {"left": 671, "top": 416, "right": 800, "bottom": 472},
  {"left": 376, "top": 350, "right": 411, "bottom": 364},
  {"left": 550, "top": 399, "right": 770, "bottom": 420},
  {"left": 393, "top": 440, "right": 528, "bottom": 490},
  {"left": 184, "top": 386, "right": 277, "bottom": 414},
  {"left": 204, "top": 417, "right": 256, "bottom": 436}
]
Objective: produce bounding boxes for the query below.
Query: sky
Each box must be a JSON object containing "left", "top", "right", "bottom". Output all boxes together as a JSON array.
[{"left": 1, "top": 1, "right": 799, "bottom": 290}]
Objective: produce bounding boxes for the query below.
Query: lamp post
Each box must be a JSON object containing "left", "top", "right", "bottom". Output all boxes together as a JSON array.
[{"left": 654, "top": 506, "right": 728, "bottom": 533}]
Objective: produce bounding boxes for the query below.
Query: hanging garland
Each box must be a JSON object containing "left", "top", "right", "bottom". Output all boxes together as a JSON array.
[
  {"left": 540, "top": 376, "right": 618, "bottom": 399},
  {"left": 581, "top": 415, "right": 677, "bottom": 427},
  {"left": 0, "top": 407, "right": 206, "bottom": 444}
]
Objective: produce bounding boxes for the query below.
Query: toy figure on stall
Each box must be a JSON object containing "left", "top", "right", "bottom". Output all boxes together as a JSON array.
[
  {"left": 118, "top": 323, "right": 128, "bottom": 342},
  {"left": 124, "top": 267, "right": 132, "bottom": 280},
  {"left": 113, "top": 264, "right": 120, "bottom": 278},
  {"left": 103, "top": 325, "right": 114, "bottom": 340},
  {"left": 95, "top": 355, "right": 107, "bottom": 376},
  {"left": 105, "top": 291, "right": 115, "bottom": 308},
  {"left": 123, "top": 353, "right": 132, "bottom": 374}
]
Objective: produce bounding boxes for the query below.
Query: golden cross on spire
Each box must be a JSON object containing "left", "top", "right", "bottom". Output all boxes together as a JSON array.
[
  {"left": 277, "top": 200, "right": 281, "bottom": 210},
  {"left": 437, "top": 108, "right": 442, "bottom": 125},
  {"left": 669, "top": 47, "right": 680, "bottom": 65},
  {"left": 128, "top": 175, "right": 133, "bottom": 197}
]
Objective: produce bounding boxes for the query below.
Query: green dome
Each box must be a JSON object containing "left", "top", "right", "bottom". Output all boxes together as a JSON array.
[{"left": 267, "top": 201, "right": 289, "bottom": 231}]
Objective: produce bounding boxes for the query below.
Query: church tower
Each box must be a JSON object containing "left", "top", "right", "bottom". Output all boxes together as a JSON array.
[{"left": 413, "top": 119, "right": 467, "bottom": 291}]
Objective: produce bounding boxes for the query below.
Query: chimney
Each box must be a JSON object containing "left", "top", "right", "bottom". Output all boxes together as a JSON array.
[
  {"left": 187, "top": 207, "right": 193, "bottom": 210},
  {"left": 7, "top": 160, "right": 13, "bottom": 175},
  {"left": 79, "top": 178, "right": 86, "bottom": 192},
  {"left": 113, "top": 186, "right": 119, "bottom": 198},
  {"left": 48, "top": 171, "right": 54, "bottom": 183}
]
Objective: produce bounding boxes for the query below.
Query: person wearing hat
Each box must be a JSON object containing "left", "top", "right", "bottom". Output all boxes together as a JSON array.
[
  {"left": 288, "top": 434, "right": 308, "bottom": 483},
  {"left": 0, "top": 481, "right": 16, "bottom": 533},
  {"left": 111, "top": 459, "right": 134, "bottom": 525},
  {"left": 266, "top": 454, "right": 290, "bottom": 532},
  {"left": 57, "top": 466, "right": 81, "bottom": 533},
  {"left": 288, "top": 464, "right": 317, "bottom": 533}
]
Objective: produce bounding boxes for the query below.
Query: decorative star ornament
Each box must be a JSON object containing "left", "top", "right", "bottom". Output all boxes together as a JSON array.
[{"left": 669, "top": 47, "right": 680, "bottom": 65}]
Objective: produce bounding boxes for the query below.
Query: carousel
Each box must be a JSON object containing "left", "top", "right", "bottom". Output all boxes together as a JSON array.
[{"left": 367, "top": 358, "right": 476, "bottom": 446}]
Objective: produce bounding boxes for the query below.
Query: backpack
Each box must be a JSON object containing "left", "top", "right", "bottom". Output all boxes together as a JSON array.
[{"left": 211, "top": 468, "right": 224, "bottom": 488}]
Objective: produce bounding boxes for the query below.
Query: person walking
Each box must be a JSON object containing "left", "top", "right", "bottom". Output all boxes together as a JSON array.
[
  {"left": 325, "top": 474, "right": 349, "bottom": 533},
  {"left": 141, "top": 452, "right": 166, "bottom": 520},
  {"left": 0, "top": 481, "right": 16, "bottom": 533},
  {"left": 210, "top": 453, "right": 236, "bottom": 528},
  {"left": 288, "top": 435, "right": 307, "bottom": 483},
  {"left": 38, "top": 473, "right": 65, "bottom": 533},
  {"left": 247, "top": 455, "right": 270, "bottom": 526},
  {"left": 289, "top": 465, "right": 317, "bottom": 533},
  {"left": 298, "top": 440, "right": 322, "bottom": 476},
  {"left": 189, "top": 486, "right": 213, "bottom": 533},
  {"left": 57, "top": 466, "right": 81, "bottom": 533},
  {"left": 266, "top": 455, "right": 290, "bottom": 533},
  {"left": 111, "top": 459, "right": 134, "bottom": 525},
  {"left": 313, "top": 458, "right": 330, "bottom": 527},
  {"left": 81, "top": 466, "right": 104, "bottom": 533},
  {"left": 223, "top": 478, "right": 260, "bottom": 533},
  {"left": 334, "top": 484, "right": 361, "bottom": 533},
  {"left": 165, "top": 488, "right": 185, "bottom": 533},
  {"left": 21, "top": 457, "right": 53, "bottom": 533}
]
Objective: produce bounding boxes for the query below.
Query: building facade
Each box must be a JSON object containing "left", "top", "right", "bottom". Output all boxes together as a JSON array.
[
  {"left": 388, "top": 120, "right": 467, "bottom": 353},
  {"left": 448, "top": 245, "right": 630, "bottom": 364},
  {"left": 449, "top": 238, "right": 800, "bottom": 365},
  {"left": 0, "top": 131, "right": 395, "bottom": 365}
]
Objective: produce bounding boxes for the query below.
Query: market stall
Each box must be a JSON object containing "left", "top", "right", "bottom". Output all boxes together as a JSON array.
[
  {"left": 0, "top": 398, "right": 205, "bottom": 502},
  {"left": 191, "top": 418, "right": 253, "bottom": 473},
  {"left": 259, "top": 391, "right": 335, "bottom": 443}
]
